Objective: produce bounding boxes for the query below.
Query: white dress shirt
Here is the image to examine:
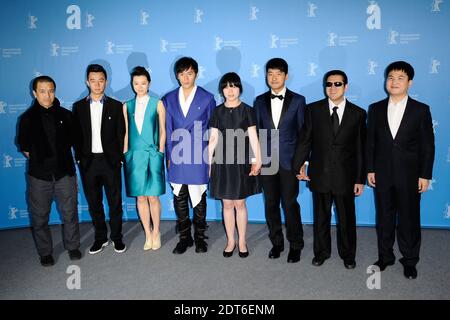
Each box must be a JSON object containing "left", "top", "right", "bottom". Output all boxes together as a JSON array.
[
  {"left": 270, "top": 87, "right": 286, "bottom": 129},
  {"left": 328, "top": 97, "right": 346, "bottom": 124},
  {"left": 135, "top": 95, "right": 149, "bottom": 135},
  {"left": 387, "top": 95, "right": 408, "bottom": 139},
  {"left": 90, "top": 98, "right": 104, "bottom": 153},
  {"left": 172, "top": 85, "right": 206, "bottom": 207}
]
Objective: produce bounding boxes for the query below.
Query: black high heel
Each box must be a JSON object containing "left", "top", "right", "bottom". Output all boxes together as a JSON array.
[
  {"left": 238, "top": 246, "right": 249, "bottom": 258},
  {"left": 223, "top": 245, "right": 236, "bottom": 258}
]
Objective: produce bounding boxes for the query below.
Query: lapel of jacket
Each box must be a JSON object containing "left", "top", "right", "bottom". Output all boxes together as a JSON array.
[
  {"left": 140, "top": 98, "right": 153, "bottom": 146},
  {"left": 278, "top": 89, "right": 293, "bottom": 128},
  {"left": 183, "top": 88, "right": 203, "bottom": 129},
  {"left": 381, "top": 98, "right": 394, "bottom": 141},
  {"left": 82, "top": 97, "right": 93, "bottom": 150},
  {"left": 100, "top": 96, "right": 109, "bottom": 138},
  {"left": 393, "top": 96, "right": 413, "bottom": 141},
  {"left": 321, "top": 99, "right": 334, "bottom": 137},
  {"left": 335, "top": 100, "right": 352, "bottom": 138},
  {"left": 264, "top": 92, "right": 276, "bottom": 129}
]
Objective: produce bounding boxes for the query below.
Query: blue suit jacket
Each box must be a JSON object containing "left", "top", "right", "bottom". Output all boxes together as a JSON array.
[
  {"left": 254, "top": 89, "right": 306, "bottom": 171},
  {"left": 162, "top": 86, "right": 215, "bottom": 184}
]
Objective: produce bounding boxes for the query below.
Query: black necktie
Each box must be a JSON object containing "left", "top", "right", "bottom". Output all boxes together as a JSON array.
[
  {"left": 331, "top": 106, "right": 339, "bottom": 135},
  {"left": 270, "top": 94, "right": 284, "bottom": 100}
]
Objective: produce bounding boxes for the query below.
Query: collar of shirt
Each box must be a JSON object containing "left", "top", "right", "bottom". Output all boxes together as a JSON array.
[
  {"left": 87, "top": 95, "right": 106, "bottom": 105},
  {"left": 270, "top": 87, "right": 287, "bottom": 99},
  {"left": 328, "top": 97, "right": 346, "bottom": 123},
  {"left": 388, "top": 95, "right": 408, "bottom": 109}
]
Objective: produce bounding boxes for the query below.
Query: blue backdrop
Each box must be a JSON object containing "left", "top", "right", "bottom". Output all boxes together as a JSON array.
[{"left": 1, "top": 0, "right": 449, "bottom": 229}]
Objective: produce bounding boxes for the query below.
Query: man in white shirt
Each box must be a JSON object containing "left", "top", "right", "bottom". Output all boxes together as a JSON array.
[
  {"left": 367, "top": 61, "right": 435, "bottom": 279},
  {"left": 254, "top": 58, "right": 307, "bottom": 263},
  {"left": 72, "top": 64, "right": 126, "bottom": 255},
  {"left": 293, "top": 70, "right": 366, "bottom": 269}
]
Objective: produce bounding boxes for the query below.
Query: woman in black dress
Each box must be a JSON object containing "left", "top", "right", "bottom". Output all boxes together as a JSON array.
[{"left": 208, "top": 72, "right": 262, "bottom": 258}]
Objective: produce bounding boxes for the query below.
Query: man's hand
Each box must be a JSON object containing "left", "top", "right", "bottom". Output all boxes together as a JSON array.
[
  {"left": 367, "top": 173, "right": 376, "bottom": 187},
  {"left": 354, "top": 184, "right": 364, "bottom": 196},
  {"left": 418, "top": 178, "right": 430, "bottom": 193},
  {"left": 295, "top": 163, "right": 310, "bottom": 181}
]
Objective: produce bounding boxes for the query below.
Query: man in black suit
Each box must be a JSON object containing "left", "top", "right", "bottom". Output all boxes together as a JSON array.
[
  {"left": 254, "top": 58, "right": 306, "bottom": 263},
  {"left": 366, "top": 61, "right": 434, "bottom": 279},
  {"left": 293, "top": 70, "right": 366, "bottom": 269},
  {"left": 72, "top": 64, "right": 126, "bottom": 255}
]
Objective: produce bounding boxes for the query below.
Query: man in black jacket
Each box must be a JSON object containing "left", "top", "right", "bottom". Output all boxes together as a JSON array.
[
  {"left": 293, "top": 70, "right": 366, "bottom": 269},
  {"left": 366, "top": 61, "right": 434, "bottom": 279},
  {"left": 72, "top": 64, "right": 126, "bottom": 255},
  {"left": 17, "top": 75, "right": 81, "bottom": 267}
]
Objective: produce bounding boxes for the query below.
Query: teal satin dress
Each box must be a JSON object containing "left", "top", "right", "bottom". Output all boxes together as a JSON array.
[{"left": 124, "top": 97, "right": 165, "bottom": 196}]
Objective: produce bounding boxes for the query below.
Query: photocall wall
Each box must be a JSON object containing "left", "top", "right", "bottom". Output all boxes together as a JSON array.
[{"left": 1, "top": 0, "right": 449, "bottom": 229}]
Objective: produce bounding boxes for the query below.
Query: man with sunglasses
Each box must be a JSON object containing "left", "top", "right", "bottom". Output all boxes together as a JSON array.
[{"left": 293, "top": 70, "right": 366, "bottom": 269}]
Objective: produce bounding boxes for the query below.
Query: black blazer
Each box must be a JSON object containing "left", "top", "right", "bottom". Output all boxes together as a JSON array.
[
  {"left": 17, "top": 99, "right": 76, "bottom": 177},
  {"left": 366, "top": 97, "right": 434, "bottom": 191},
  {"left": 292, "top": 99, "right": 367, "bottom": 195},
  {"left": 254, "top": 89, "right": 306, "bottom": 171},
  {"left": 72, "top": 96, "right": 125, "bottom": 169}
]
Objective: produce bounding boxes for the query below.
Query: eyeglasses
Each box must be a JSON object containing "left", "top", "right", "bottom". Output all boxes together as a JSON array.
[{"left": 325, "top": 82, "right": 344, "bottom": 87}]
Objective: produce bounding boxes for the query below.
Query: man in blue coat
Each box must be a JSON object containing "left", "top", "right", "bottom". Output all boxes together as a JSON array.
[{"left": 162, "top": 57, "right": 215, "bottom": 254}]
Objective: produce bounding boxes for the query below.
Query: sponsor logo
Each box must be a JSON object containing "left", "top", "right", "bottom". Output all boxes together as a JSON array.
[
  {"left": 307, "top": 2, "right": 318, "bottom": 17},
  {"left": 250, "top": 6, "right": 259, "bottom": 20},
  {"left": 28, "top": 14, "right": 38, "bottom": 29},
  {"left": 194, "top": 9, "right": 204, "bottom": 23}
]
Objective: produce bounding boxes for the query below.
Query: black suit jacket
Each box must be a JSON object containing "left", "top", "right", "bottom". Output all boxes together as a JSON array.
[
  {"left": 366, "top": 97, "right": 434, "bottom": 191},
  {"left": 292, "top": 99, "right": 367, "bottom": 195},
  {"left": 254, "top": 89, "right": 306, "bottom": 171},
  {"left": 72, "top": 96, "right": 125, "bottom": 170}
]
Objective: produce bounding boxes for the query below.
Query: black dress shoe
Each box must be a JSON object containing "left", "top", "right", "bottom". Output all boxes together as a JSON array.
[
  {"left": 238, "top": 246, "right": 249, "bottom": 258},
  {"left": 344, "top": 260, "right": 356, "bottom": 269},
  {"left": 403, "top": 265, "right": 418, "bottom": 279},
  {"left": 223, "top": 245, "right": 236, "bottom": 258},
  {"left": 195, "top": 239, "right": 208, "bottom": 253},
  {"left": 268, "top": 246, "right": 284, "bottom": 259},
  {"left": 287, "top": 249, "right": 301, "bottom": 263},
  {"left": 373, "top": 260, "right": 395, "bottom": 271},
  {"left": 312, "top": 256, "right": 326, "bottom": 266},
  {"left": 40, "top": 255, "right": 55, "bottom": 267},
  {"left": 68, "top": 249, "right": 82, "bottom": 261},
  {"left": 173, "top": 238, "right": 194, "bottom": 254}
]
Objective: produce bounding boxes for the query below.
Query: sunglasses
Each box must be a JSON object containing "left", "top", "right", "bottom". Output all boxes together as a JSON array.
[{"left": 325, "top": 81, "right": 344, "bottom": 87}]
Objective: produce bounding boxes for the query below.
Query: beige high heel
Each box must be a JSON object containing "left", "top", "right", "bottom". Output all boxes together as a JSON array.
[
  {"left": 144, "top": 233, "right": 153, "bottom": 251},
  {"left": 152, "top": 232, "right": 161, "bottom": 250}
]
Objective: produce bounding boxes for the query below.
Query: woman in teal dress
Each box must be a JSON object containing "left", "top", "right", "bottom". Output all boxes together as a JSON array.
[{"left": 123, "top": 66, "right": 166, "bottom": 251}]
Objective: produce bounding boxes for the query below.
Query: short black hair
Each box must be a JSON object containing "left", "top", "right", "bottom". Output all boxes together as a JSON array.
[
  {"left": 86, "top": 64, "right": 107, "bottom": 80},
  {"left": 323, "top": 70, "right": 348, "bottom": 85},
  {"left": 131, "top": 66, "right": 151, "bottom": 82},
  {"left": 219, "top": 72, "right": 243, "bottom": 96},
  {"left": 174, "top": 57, "right": 198, "bottom": 75},
  {"left": 385, "top": 61, "right": 415, "bottom": 80},
  {"left": 32, "top": 75, "right": 56, "bottom": 91},
  {"left": 266, "top": 58, "right": 288, "bottom": 74}
]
